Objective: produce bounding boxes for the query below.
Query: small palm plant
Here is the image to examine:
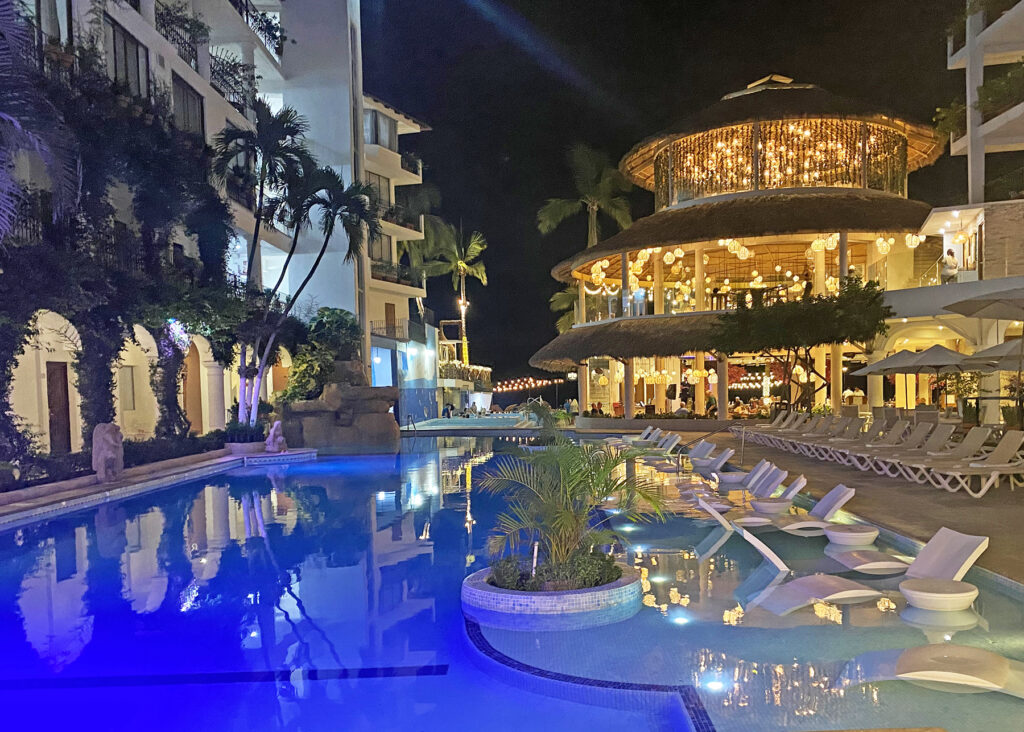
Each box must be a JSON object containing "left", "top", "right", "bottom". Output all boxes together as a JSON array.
[{"left": 480, "top": 441, "right": 663, "bottom": 590}]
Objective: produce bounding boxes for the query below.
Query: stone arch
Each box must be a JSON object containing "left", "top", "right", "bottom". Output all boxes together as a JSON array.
[
  {"left": 881, "top": 319, "right": 981, "bottom": 354},
  {"left": 180, "top": 334, "right": 227, "bottom": 434},
  {"left": 115, "top": 325, "right": 160, "bottom": 441},
  {"left": 10, "top": 310, "right": 84, "bottom": 453}
]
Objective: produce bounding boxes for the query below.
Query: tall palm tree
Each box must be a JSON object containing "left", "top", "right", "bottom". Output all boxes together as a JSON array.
[
  {"left": 245, "top": 169, "right": 379, "bottom": 424},
  {"left": 212, "top": 98, "right": 310, "bottom": 288},
  {"left": 537, "top": 143, "right": 631, "bottom": 249},
  {"left": 422, "top": 216, "right": 487, "bottom": 365},
  {"left": 0, "top": 0, "right": 80, "bottom": 246}
]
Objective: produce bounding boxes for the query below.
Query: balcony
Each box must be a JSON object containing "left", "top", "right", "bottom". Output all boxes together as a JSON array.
[
  {"left": 210, "top": 54, "right": 255, "bottom": 116},
  {"left": 438, "top": 361, "right": 492, "bottom": 390},
  {"left": 226, "top": 0, "right": 283, "bottom": 58},
  {"left": 226, "top": 176, "right": 256, "bottom": 210},
  {"left": 380, "top": 206, "right": 422, "bottom": 234},
  {"left": 370, "top": 259, "right": 423, "bottom": 288},
  {"left": 155, "top": 14, "right": 199, "bottom": 71},
  {"left": 400, "top": 152, "right": 422, "bottom": 177},
  {"left": 370, "top": 319, "right": 409, "bottom": 341}
]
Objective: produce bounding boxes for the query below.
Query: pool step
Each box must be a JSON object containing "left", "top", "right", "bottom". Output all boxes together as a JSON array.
[{"left": 243, "top": 449, "right": 318, "bottom": 466}]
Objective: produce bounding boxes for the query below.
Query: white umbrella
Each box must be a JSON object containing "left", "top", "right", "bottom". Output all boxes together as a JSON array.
[
  {"left": 903, "top": 345, "right": 967, "bottom": 374},
  {"left": 960, "top": 339, "right": 1022, "bottom": 371},
  {"left": 945, "top": 288, "right": 1024, "bottom": 424}
]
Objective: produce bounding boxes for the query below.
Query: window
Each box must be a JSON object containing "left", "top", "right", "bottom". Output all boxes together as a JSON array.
[
  {"left": 103, "top": 15, "right": 150, "bottom": 98},
  {"left": 363, "top": 109, "right": 398, "bottom": 151},
  {"left": 119, "top": 365, "right": 136, "bottom": 411},
  {"left": 366, "top": 171, "right": 391, "bottom": 209},
  {"left": 370, "top": 234, "right": 393, "bottom": 262},
  {"left": 172, "top": 73, "right": 205, "bottom": 135}
]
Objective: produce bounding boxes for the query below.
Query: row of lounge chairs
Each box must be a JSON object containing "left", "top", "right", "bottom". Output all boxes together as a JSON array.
[{"left": 739, "top": 412, "right": 1024, "bottom": 498}]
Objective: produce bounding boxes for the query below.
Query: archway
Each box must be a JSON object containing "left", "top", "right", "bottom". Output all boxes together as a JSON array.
[
  {"left": 10, "top": 310, "right": 84, "bottom": 454},
  {"left": 115, "top": 325, "right": 160, "bottom": 440}
]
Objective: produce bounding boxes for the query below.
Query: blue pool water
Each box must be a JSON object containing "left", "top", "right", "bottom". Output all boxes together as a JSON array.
[{"left": 1, "top": 436, "right": 1023, "bottom": 731}]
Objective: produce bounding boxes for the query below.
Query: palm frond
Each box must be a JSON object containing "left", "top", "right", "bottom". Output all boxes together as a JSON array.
[
  {"left": 600, "top": 195, "right": 632, "bottom": 232},
  {"left": 537, "top": 197, "right": 582, "bottom": 234},
  {"left": 567, "top": 143, "right": 610, "bottom": 199}
]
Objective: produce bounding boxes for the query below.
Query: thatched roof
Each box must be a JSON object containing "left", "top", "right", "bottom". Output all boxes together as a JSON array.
[
  {"left": 621, "top": 79, "right": 943, "bottom": 189},
  {"left": 551, "top": 189, "right": 932, "bottom": 282},
  {"left": 529, "top": 313, "right": 722, "bottom": 372}
]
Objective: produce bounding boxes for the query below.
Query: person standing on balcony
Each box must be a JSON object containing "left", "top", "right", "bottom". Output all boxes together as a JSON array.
[{"left": 941, "top": 249, "right": 960, "bottom": 284}]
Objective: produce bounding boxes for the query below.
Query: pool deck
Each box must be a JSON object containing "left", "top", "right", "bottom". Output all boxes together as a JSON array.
[{"left": 677, "top": 429, "right": 1024, "bottom": 585}]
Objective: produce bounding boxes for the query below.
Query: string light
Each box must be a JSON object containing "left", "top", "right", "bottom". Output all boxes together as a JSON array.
[{"left": 493, "top": 376, "right": 566, "bottom": 394}]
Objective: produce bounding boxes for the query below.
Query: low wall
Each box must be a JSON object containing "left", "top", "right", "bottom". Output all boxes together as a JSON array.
[
  {"left": 461, "top": 565, "right": 641, "bottom": 631},
  {"left": 574, "top": 417, "right": 765, "bottom": 432}
]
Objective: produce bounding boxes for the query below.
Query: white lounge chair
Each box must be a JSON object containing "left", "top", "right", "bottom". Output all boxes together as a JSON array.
[
  {"left": 771, "top": 483, "right": 855, "bottom": 535},
  {"left": 637, "top": 433, "right": 682, "bottom": 462},
  {"left": 691, "top": 448, "right": 735, "bottom": 476},
  {"left": 837, "top": 645, "right": 1024, "bottom": 701},
  {"left": 824, "top": 526, "right": 989, "bottom": 578},
  {"left": 769, "top": 415, "right": 831, "bottom": 451},
  {"left": 836, "top": 420, "right": 913, "bottom": 469},
  {"left": 899, "top": 427, "right": 993, "bottom": 483},
  {"left": 729, "top": 522, "right": 881, "bottom": 616},
  {"left": 844, "top": 421, "right": 931, "bottom": 471},
  {"left": 747, "top": 412, "right": 803, "bottom": 444},
  {"left": 604, "top": 425, "right": 659, "bottom": 448},
  {"left": 870, "top": 423, "right": 956, "bottom": 477},
  {"left": 926, "top": 429, "right": 1024, "bottom": 498},
  {"left": 802, "top": 418, "right": 865, "bottom": 460},
  {"left": 821, "top": 419, "right": 891, "bottom": 464},
  {"left": 779, "top": 416, "right": 847, "bottom": 454},
  {"left": 730, "top": 475, "right": 808, "bottom": 527},
  {"left": 716, "top": 458, "right": 770, "bottom": 486}
]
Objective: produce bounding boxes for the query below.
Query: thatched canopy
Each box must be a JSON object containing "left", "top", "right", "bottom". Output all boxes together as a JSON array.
[
  {"left": 552, "top": 189, "right": 931, "bottom": 282},
  {"left": 529, "top": 313, "right": 722, "bottom": 372},
  {"left": 621, "top": 79, "right": 943, "bottom": 190}
]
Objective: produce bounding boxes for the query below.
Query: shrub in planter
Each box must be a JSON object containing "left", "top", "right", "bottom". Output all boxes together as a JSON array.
[
  {"left": 224, "top": 420, "right": 266, "bottom": 443},
  {"left": 488, "top": 550, "right": 622, "bottom": 592}
]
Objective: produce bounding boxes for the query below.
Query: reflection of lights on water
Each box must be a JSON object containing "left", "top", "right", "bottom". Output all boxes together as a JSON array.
[
  {"left": 250, "top": 631, "right": 258, "bottom": 638},
  {"left": 618, "top": 524, "right": 639, "bottom": 532},
  {"left": 944, "top": 633, "right": 952, "bottom": 641},
  {"left": 409, "top": 493, "right": 424, "bottom": 508},
  {"left": 605, "top": 508, "right": 621, "bottom": 515},
  {"left": 650, "top": 576, "right": 669, "bottom": 583},
  {"left": 703, "top": 679, "right": 725, "bottom": 692},
  {"left": 376, "top": 491, "right": 387, "bottom": 500}
]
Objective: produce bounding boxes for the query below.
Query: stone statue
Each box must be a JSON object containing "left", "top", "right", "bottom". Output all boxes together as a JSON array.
[
  {"left": 92, "top": 423, "right": 124, "bottom": 483},
  {"left": 265, "top": 420, "right": 288, "bottom": 453}
]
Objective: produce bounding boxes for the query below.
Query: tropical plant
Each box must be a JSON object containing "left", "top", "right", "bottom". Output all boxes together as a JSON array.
[
  {"left": 241, "top": 171, "right": 378, "bottom": 424},
  {"left": 212, "top": 98, "right": 311, "bottom": 288},
  {"left": 0, "top": 0, "right": 80, "bottom": 246},
  {"left": 281, "top": 307, "right": 362, "bottom": 401},
  {"left": 549, "top": 283, "right": 604, "bottom": 334},
  {"left": 422, "top": 215, "right": 487, "bottom": 365},
  {"left": 537, "top": 143, "right": 632, "bottom": 249},
  {"left": 479, "top": 442, "right": 663, "bottom": 589}
]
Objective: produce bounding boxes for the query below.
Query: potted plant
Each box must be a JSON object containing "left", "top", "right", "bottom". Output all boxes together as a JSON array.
[
  {"left": 461, "top": 435, "right": 663, "bottom": 629},
  {"left": 224, "top": 419, "right": 266, "bottom": 454}
]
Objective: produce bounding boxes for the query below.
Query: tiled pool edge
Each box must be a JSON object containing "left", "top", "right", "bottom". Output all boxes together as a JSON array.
[
  {"left": 0, "top": 457, "right": 243, "bottom": 532},
  {"left": 462, "top": 617, "right": 716, "bottom": 732}
]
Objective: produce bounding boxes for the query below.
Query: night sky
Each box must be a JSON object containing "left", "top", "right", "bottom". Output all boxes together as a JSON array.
[{"left": 361, "top": 0, "right": 966, "bottom": 381}]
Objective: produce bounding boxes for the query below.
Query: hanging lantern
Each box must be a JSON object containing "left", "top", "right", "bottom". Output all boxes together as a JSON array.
[
  {"left": 674, "top": 247, "right": 685, "bottom": 258},
  {"left": 663, "top": 251, "right": 676, "bottom": 265},
  {"left": 811, "top": 236, "right": 826, "bottom": 253},
  {"left": 875, "top": 237, "right": 892, "bottom": 255},
  {"left": 905, "top": 234, "right": 923, "bottom": 249},
  {"left": 825, "top": 233, "right": 839, "bottom": 250}
]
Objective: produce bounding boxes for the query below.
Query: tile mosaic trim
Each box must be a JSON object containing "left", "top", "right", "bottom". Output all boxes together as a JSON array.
[{"left": 463, "top": 617, "right": 716, "bottom": 732}]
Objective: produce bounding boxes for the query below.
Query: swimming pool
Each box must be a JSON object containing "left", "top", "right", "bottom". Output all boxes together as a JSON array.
[{"left": 1, "top": 436, "right": 1022, "bottom": 730}]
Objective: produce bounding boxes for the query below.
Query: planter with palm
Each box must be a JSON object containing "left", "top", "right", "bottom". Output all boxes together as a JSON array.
[{"left": 421, "top": 216, "right": 487, "bottom": 365}]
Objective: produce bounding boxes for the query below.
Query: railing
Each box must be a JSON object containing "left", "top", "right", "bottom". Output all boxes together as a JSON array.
[
  {"left": 226, "top": 0, "right": 282, "bottom": 58},
  {"left": 948, "top": 0, "right": 1019, "bottom": 54},
  {"left": 370, "top": 319, "right": 409, "bottom": 341},
  {"left": 408, "top": 319, "right": 427, "bottom": 344},
  {"left": 439, "top": 361, "right": 492, "bottom": 388},
  {"left": 400, "top": 153, "right": 422, "bottom": 176},
  {"left": 370, "top": 259, "right": 423, "bottom": 287},
  {"left": 210, "top": 55, "right": 253, "bottom": 115},
  {"left": 987, "top": 165, "right": 1024, "bottom": 200},
  {"left": 3, "top": 194, "right": 47, "bottom": 247},
  {"left": 155, "top": 16, "right": 198, "bottom": 71},
  {"left": 92, "top": 230, "right": 145, "bottom": 274},
  {"left": 380, "top": 206, "right": 422, "bottom": 232},
  {"left": 226, "top": 176, "right": 256, "bottom": 210}
]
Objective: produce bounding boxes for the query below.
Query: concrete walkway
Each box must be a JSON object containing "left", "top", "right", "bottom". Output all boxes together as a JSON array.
[{"left": 673, "top": 430, "right": 1024, "bottom": 584}]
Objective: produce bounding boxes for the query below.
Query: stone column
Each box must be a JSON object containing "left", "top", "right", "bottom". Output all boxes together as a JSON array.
[
  {"left": 623, "top": 358, "right": 635, "bottom": 419},
  {"left": 813, "top": 247, "right": 827, "bottom": 407},
  {"left": 830, "top": 344, "right": 844, "bottom": 415},
  {"left": 717, "top": 354, "right": 729, "bottom": 420},
  {"left": 654, "top": 257, "right": 665, "bottom": 315},
  {"left": 576, "top": 278, "right": 588, "bottom": 410},
  {"left": 654, "top": 357, "right": 667, "bottom": 413},
  {"left": 201, "top": 360, "right": 227, "bottom": 432}
]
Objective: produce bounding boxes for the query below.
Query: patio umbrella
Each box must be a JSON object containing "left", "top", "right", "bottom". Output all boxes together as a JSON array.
[
  {"left": 960, "top": 339, "right": 1021, "bottom": 371},
  {"left": 850, "top": 350, "right": 921, "bottom": 408},
  {"left": 946, "top": 288, "right": 1024, "bottom": 424}
]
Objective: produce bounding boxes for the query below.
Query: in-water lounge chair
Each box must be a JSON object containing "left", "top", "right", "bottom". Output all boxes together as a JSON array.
[
  {"left": 825, "top": 526, "right": 988, "bottom": 580},
  {"left": 691, "top": 448, "right": 735, "bottom": 476},
  {"left": 772, "top": 483, "right": 856, "bottom": 536}
]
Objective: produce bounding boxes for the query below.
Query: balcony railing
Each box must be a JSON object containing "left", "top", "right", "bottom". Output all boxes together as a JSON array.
[
  {"left": 439, "top": 361, "right": 492, "bottom": 389},
  {"left": 949, "top": 0, "right": 1020, "bottom": 55},
  {"left": 370, "top": 259, "right": 423, "bottom": 287},
  {"left": 370, "top": 319, "right": 409, "bottom": 341},
  {"left": 155, "top": 16, "right": 198, "bottom": 71},
  {"left": 380, "top": 206, "right": 422, "bottom": 233},
  {"left": 3, "top": 193, "right": 47, "bottom": 247},
  {"left": 226, "top": 176, "right": 256, "bottom": 210},
  {"left": 227, "top": 0, "right": 283, "bottom": 58},
  {"left": 400, "top": 153, "right": 422, "bottom": 176},
  {"left": 92, "top": 229, "right": 145, "bottom": 274},
  {"left": 210, "top": 55, "right": 254, "bottom": 116}
]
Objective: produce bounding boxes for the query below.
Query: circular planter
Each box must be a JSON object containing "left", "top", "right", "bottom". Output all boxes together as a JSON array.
[
  {"left": 461, "top": 565, "right": 641, "bottom": 631},
  {"left": 899, "top": 578, "right": 979, "bottom": 612},
  {"left": 825, "top": 524, "right": 879, "bottom": 546},
  {"left": 226, "top": 442, "right": 266, "bottom": 455}
]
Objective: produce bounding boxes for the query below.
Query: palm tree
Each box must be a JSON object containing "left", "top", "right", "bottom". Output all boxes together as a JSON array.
[
  {"left": 537, "top": 143, "right": 631, "bottom": 249},
  {"left": 0, "top": 0, "right": 80, "bottom": 246},
  {"left": 549, "top": 284, "right": 604, "bottom": 334},
  {"left": 245, "top": 169, "right": 379, "bottom": 424},
  {"left": 422, "top": 216, "right": 487, "bottom": 365},
  {"left": 212, "top": 98, "right": 311, "bottom": 288}
]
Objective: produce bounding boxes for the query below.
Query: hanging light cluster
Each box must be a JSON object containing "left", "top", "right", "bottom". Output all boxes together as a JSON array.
[
  {"left": 905, "top": 234, "right": 924, "bottom": 249},
  {"left": 493, "top": 376, "right": 565, "bottom": 394},
  {"left": 810, "top": 233, "right": 839, "bottom": 253},
  {"left": 718, "top": 238, "right": 752, "bottom": 261},
  {"left": 683, "top": 367, "right": 712, "bottom": 385},
  {"left": 875, "top": 236, "right": 895, "bottom": 255},
  {"left": 733, "top": 371, "right": 784, "bottom": 391},
  {"left": 590, "top": 259, "right": 611, "bottom": 287}
]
